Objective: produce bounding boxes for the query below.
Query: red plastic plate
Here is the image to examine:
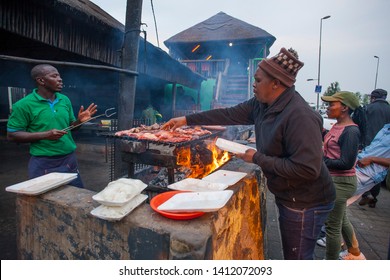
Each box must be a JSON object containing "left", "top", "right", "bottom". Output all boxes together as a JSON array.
[{"left": 150, "top": 191, "right": 205, "bottom": 220}]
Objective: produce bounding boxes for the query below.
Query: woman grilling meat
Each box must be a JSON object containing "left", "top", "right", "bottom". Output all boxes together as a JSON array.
[{"left": 162, "top": 47, "right": 336, "bottom": 260}]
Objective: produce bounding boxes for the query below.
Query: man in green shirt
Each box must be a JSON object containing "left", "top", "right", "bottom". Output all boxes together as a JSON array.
[{"left": 7, "top": 64, "right": 97, "bottom": 188}]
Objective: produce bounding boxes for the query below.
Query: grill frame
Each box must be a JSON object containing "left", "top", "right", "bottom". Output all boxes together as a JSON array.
[{"left": 99, "top": 130, "right": 224, "bottom": 184}]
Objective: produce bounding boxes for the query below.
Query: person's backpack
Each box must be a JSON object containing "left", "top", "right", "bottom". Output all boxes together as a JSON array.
[{"left": 351, "top": 105, "right": 367, "bottom": 149}]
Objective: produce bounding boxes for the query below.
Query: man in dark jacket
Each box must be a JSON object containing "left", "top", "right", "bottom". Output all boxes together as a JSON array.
[
  {"left": 162, "top": 48, "right": 335, "bottom": 259},
  {"left": 359, "top": 89, "right": 390, "bottom": 207}
]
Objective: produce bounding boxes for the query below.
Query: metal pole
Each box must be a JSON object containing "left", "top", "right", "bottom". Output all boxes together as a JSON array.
[
  {"left": 0, "top": 54, "right": 138, "bottom": 76},
  {"left": 374, "top": 55, "right": 380, "bottom": 89},
  {"left": 316, "top": 15, "right": 330, "bottom": 111}
]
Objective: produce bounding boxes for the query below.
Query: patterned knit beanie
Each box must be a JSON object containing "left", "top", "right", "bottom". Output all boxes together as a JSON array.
[{"left": 259, "top": 47, "right": 304, "bottom": 87}]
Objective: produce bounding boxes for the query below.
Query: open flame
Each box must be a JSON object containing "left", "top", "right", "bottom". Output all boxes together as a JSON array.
[{"left": 175, "top": 139, "right": 230, "bottom": 178}]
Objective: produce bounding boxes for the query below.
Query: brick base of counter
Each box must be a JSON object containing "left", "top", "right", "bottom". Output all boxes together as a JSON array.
[{"left": 16, "top": 159, "right": 267, "bottom": 260}]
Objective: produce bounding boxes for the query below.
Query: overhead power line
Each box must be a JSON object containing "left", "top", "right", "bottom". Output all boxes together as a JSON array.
[{"left": 150, "top": 0, "right": 160, "bottom": 48}]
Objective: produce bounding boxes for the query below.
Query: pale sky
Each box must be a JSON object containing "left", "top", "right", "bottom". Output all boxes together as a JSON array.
[{"left": 91, "top": 0, "right": 390, "bottom": 105}]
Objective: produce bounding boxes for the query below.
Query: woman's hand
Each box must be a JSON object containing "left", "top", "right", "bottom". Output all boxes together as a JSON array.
[
  {"left": 235, "top": 149, "right": 257, "bottom": 163},
  {"left": 161, "top": 116, "right": 187, "bottom": 130}
]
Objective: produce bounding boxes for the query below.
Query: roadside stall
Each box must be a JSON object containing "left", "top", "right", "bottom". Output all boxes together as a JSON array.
[{"left": 8, "top": 128, "right": 267, "bottom": 260}]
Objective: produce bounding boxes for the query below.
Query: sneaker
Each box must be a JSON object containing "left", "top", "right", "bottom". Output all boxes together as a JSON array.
[
  {"left": 316, "top": 237, "right": 345, "bottom": 248},
  {"left": 317, "top": 237, "right": 326, "bottom": 247},
  {"left": 339, "top": 250, "right": 349, "bottom": 259},
  {"left": 359, "top": 196, "right": 372, "bottom": 206},
  {"left": 339, "top": 251, "right": 366, "bottom": 260}
]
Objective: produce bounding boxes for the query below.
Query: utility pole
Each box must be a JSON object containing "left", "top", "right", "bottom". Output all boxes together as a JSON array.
[
  {"left": 115, "top": 0, "right": 143, "bottom": 179},
  {"left": 316, "top": 15, "right": 331, "bottom": 111},
  {"left": 374, "top": 55, "right": 379, "bottom": 89}
]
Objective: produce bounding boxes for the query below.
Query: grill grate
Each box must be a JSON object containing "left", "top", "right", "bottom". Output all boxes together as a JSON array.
[{"left": 99, "top": 130, "right": 222, "bottom": 148}]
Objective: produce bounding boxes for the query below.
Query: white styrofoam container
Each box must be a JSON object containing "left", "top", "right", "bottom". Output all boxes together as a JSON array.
[
  {"left": 167, "top": 178, "right": 228, "bottom": 192},
  {"left": 5, "top": 172, "right": 78, "bottom": 195},
  {"left": 90, "top": 194, "right": 148, "bottom": 221},
  {"left": 202, "top": 170, "right": 247, "bottom": 186},
  {"left": 92, "top": 178, "right": 147, "bottom": 206},
  {"left": 157, "top": 190, "right": 234, "bottom": 212},
  {"left": 216, "top": 138, "right": 255, "bottom": 154}
]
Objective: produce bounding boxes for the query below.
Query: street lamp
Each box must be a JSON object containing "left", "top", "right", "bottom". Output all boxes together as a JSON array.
[
  {"left": 374, "top": 55, "right": 380, "bottom": 89},
  {"left": 316, "top": 15, "right": 331, "bottom": 111}
]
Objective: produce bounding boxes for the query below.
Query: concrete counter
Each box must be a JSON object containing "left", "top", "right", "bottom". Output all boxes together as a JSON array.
[{"left": 16, "top": 159, "right": 267, "bottom": 259}]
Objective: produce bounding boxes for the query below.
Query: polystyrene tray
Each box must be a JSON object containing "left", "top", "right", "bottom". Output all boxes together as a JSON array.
[
  {"left": 90, "top": 194, "right": 148, "bottom": 221},
  {"left": 202, "top": 170, "right": 247, "bottom": 186},
  {"left": 93, "top": 178, "right": 147, "bottom": 207},
  {"left": 216, "top": 138, "right": 255, "bottom": 154},
  {"left": 5, "top": 172, "right": 78, "bottom": 195},
  {"left": 167, "top": 178, "right": 228, "bottom": 192},
  {"left": 157, "top": 190, "right": 233, "bottom": 212},
  {"left": 150, "top": 191, "right": 205, "bottom": 220}
]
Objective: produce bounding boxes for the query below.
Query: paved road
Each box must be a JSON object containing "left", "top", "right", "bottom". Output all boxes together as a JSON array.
[{"left": 266, "top": 183, "right": 390, "bottom": 260}]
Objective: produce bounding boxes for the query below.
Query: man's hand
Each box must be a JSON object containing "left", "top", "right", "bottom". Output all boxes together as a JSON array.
[
  {"left": 357, "top": 157, "right": 373, "bottom": 167},
  {"left": 161, "top": 116, "right": 187, "bottom": 130},
  {"left": 358, "top": 156, "right": 390, "bottom": 168},
  {"left": 235, "top": 148, "right": 257, "bottom": 163},
  {"left": 77, "top": 103, "right": 97, "bottom": 123},
  {"left": 45, "top": 129, "right": 68, "bottom": 140}
]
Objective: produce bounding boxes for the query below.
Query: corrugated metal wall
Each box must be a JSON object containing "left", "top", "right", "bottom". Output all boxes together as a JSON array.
[{"left": 0, "top": 0, "right": 122, "bottom": 66}]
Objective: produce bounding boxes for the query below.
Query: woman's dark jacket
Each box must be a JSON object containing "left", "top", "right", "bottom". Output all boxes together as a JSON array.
[{"left": 186, "top": 86, "right": 335, "bottom": 209}]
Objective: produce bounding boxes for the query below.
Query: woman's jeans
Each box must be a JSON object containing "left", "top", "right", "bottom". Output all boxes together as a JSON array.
[{"left": 276, "top": 201, "right": 334, "bottom": 259}]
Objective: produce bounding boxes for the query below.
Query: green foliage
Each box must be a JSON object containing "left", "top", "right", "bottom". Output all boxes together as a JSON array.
[
  {"left": 323, "top": 81, "right": 369, "bottom": 105},
  {"left": 360, "top": 94, "right": 370, "bottom": 105},
  {"left": 323, "top": 81, "right": 340, "bottom": 96}
]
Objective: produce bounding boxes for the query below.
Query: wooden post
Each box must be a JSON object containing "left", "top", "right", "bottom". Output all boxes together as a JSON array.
[
  {"left": 115, "top": 0, "right": 143, "bottom": 179},
  {"left": 172, "top": 82, "right": 177, "bottom": 117}
]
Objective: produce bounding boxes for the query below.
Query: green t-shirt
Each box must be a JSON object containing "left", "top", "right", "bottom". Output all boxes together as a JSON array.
[{"left": 7, "top": 89, "right": 77, "bottom": 156}]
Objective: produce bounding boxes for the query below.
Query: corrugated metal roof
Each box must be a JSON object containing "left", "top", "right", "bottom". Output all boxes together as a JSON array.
[
  {"left": 57, "top": 0, "right": 124, "bottom": 31},
  {"left": 0, "top": 0, "right": 204, "bottom": 88}
]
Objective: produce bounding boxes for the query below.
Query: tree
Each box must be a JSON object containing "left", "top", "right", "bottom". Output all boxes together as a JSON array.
[
  {"left": 323, "top": 81, "right": 340, "bottom": 96},
  {"left": 323, "top": 81, "right": 369, "bottom": 106},
  {"left": 348, "top": 91, "right": 369, "bottom": 106},
  {"left": 361, "top": 93, "right": 369, "bottom": 106}
]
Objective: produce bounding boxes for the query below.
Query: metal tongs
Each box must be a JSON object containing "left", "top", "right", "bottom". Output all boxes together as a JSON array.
[{"left": 62, "top": 107, "right": 116, "bottom": 132}]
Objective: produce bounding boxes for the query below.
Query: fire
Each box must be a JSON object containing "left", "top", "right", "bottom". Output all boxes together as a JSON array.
[{"left": 175, "top": 140, "right": 230, "bottom": 178}]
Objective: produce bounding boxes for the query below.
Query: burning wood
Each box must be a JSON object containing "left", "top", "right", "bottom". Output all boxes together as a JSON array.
[
  {"left": 175, "top": 140, "right": 230, "bottom": 179},
  {"left": 149, "top": 167, "right": 192, "bottom": 188}
]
